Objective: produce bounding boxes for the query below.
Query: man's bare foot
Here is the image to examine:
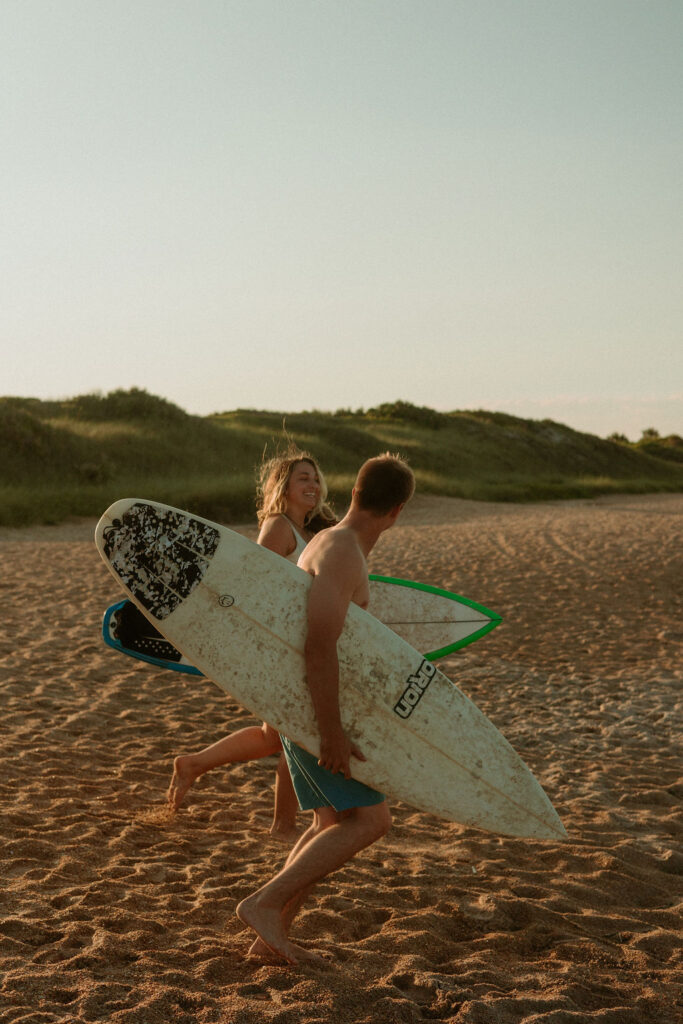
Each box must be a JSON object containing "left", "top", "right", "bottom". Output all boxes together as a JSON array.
[
  {"left": 167, "top": 755, "right": 201, "bottom": 812},
  {"left": 237, "top": 894, "right": 302, "bottom": 965},
  {"left": 247, "top": 935, "right": 327, "bottom": 965},
  {"left": 246, "top": 935, "right": 279, "bottom": 961}
]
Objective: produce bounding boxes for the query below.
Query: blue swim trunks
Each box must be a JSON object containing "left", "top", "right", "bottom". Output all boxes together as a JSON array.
[{"left": 280, "top": 735, "right": 386, "bottom": 812}]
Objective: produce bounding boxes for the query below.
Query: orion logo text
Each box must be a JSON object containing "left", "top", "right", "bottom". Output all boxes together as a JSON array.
[{"left": 394, "top": 660, "right": 436, "bottom": 719}]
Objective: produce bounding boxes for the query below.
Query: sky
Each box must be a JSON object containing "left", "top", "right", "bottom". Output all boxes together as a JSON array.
[{"left": 1, "top": 1, "right": 681, "bottom": 440}]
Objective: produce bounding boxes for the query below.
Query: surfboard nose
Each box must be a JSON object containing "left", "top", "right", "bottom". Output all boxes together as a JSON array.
[
  {"left": 532, "top": 806, "right": 568, "bottom": 841},
  {"left": 520, "top": 778, "right": 568, "bottom": 840}
]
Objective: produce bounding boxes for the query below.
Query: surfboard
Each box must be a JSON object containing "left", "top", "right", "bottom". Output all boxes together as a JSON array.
[
  {"left": 95, "top": 498, "right": 566, "bottom": 840},
  {"left": 102, "top": 577, "right": 500, "bottom": 675}
]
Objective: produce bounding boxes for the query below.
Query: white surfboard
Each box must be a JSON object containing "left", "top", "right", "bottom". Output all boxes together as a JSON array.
[{"left": 95, "top": 498, "right": 566, "bottom": 840}]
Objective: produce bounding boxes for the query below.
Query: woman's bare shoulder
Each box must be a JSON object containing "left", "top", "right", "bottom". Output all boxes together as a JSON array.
[{"left": 257, "top": 514, "right": 295, "bottom": 556}]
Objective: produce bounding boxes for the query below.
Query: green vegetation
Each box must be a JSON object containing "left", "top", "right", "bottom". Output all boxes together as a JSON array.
[{"left": 1, "top": 389, "right": 681, "bottom": 527}]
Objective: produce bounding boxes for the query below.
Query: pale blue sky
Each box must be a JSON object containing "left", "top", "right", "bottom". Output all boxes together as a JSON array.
[{"left": 1, "top": 0, "right": 681, "bottom": 439}]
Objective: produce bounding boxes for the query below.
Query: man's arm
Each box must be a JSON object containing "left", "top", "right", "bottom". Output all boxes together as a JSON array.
[{"left": 304, "top": 541, "right": 366, "bottom": 778}]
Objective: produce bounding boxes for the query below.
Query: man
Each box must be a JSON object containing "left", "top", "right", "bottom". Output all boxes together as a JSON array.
[{"left": 237, "top": 453, "right": 415, "bottom": 964}]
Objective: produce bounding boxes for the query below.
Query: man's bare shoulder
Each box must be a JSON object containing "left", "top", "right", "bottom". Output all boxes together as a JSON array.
[
  {"left": 299, "top": 526, "right": 369, "bottom": 607},
  {"left": 299, "top": 526, "right": 364, "bottom": 573}
]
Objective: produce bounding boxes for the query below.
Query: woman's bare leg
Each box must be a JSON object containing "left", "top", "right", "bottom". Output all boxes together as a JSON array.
[
  {"left": 168, "top": 722, "right": 282, "bottom": 811},
  {"left": 270, "top": 753, "right": 300, "bottom": 841}
]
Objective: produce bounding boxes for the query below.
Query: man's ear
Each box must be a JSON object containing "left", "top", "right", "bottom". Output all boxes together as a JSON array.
[{"left": 387, "top": 503, "right": 405, "bottom": 524}]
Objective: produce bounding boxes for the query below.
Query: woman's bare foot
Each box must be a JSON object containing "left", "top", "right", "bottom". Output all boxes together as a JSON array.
[
  {"left": 167, "top": 755, "right": 202, "bottom": 812},
  {"left": 269, "top": 821, "right": 301, "bottom": 844}
]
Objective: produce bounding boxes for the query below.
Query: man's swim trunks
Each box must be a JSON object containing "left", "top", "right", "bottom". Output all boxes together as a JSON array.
[{"left": 280, "top": 736, "right": 386, "bottom": 812}]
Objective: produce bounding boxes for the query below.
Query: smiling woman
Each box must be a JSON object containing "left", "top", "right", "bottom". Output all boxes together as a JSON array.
[{"left": 256, "top": 447, "right": 337, "bottom": 557}]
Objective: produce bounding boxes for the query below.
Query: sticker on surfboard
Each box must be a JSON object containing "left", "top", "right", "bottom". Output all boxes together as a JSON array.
[{"left": 101, "top": 501, "right": 219, "bottom": 620}]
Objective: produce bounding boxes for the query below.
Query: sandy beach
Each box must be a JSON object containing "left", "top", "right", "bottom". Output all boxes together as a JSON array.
[{"left": 1, "top": 492, "right": 681, "bottom": 1024}]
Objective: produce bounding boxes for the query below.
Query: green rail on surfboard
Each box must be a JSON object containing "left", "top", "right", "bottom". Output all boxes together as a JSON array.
[
  {"left": 367, "top": 575, "right": 501, "bottom": 660},
  {"left": 102, "top": 575, "right": 501, "bottom": 676}
]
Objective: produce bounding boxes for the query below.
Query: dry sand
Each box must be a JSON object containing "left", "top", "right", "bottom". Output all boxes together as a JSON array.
[{"left": 1, "top": 493, "right": 681, "bottom": 1024}]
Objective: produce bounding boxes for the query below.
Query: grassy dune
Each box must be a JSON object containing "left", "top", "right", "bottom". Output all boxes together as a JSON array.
[{"left": 1, "top": 389, "right": 681, "bottom": 527}]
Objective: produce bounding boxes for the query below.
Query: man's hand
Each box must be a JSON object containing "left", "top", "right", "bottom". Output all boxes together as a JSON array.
[{"left": 318, "top": 726, "right": 366, "bottom": 779}]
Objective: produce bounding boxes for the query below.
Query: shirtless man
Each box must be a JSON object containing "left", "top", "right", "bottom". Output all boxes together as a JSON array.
[{"left": 236, "top": 453, "right": 415, "bottom": 964}]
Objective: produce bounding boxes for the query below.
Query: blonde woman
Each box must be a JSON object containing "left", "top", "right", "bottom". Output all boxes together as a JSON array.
[{"left": 166, "top": 448, "right": 335, "bottom": 840}]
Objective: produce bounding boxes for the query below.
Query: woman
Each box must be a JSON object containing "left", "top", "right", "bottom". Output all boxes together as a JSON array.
[{"left": 166, "top": 447, "right": 336, "bottom": 840}]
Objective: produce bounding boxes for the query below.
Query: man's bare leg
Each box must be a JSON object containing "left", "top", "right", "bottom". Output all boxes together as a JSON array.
[
  {"left": 237, "top": 800, "right": 392, "bottom": 963},
  {"left": 248, "top": 807, "right": 336, "bottom": 960},
  {"left": 167, "top": 723, "right": 281, "bottom": 811}
]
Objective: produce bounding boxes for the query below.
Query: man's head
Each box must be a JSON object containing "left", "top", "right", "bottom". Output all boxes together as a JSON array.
[{"left": 352, "top": 453, "right": 415, "bottom": 518}]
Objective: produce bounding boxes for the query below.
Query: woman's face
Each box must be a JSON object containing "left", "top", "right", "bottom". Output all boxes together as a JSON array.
[{"left": 285, "top": 460, "right": 321, "bottom": 512}]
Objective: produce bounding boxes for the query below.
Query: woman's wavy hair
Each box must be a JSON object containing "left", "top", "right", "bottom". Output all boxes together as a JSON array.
[{"left": 256, "top": 444, "right": 336, "bottom": 532}]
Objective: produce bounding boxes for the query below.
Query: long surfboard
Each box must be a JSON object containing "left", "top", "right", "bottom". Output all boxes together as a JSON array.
[
  {"left": 102, "top": 577, "right": 500, "bottom": 675},
  {"left": 95, "top": 498, "right": 565, "bottom": 840}
]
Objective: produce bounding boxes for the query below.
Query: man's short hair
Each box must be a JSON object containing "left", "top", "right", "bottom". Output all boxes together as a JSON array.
[{"left": 354, "top": 453, "right": 415, "bottom": 516}]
